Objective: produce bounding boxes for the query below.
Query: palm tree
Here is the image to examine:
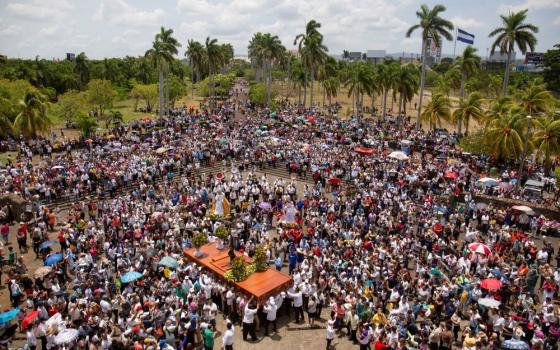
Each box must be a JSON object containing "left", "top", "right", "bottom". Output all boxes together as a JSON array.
[
  {"left": 145, "top": 28, "right": 178, "bottom": 118},
  {"left": 185, "top": 40, "right": 206, "bottom": 98},
  {"left": 248, "top": 33, "right": 265, "bottom": 83},
  {"left": 74, "top": 52, "right": 89, "bottom": 90},
  {"left": 377, "top": 62, "right": 397, "bottom": 120},
  {"left": 257, "top": 33, "right": 285, "bottom": 104},
  {"left": 220, "top": 43, "right": 234, "bottom": 72},
  {"left": 485, "top": 96, "right": 514, "bottom": 128},
  {"left": 452, "top": 92, "right": 485, "bottom": 135},
  {"left": 485, "top": 109, "right": 527, "bottom": 160},
  {"left": 406, "top": 4, "right": 454, "bottom": 129},
  {"left": 294, "top": 20, "right": 328, "bottom": 109},
  {"left": 394, "top": 64, "right": 419, "bottom": 124},
  {"left": 156, "top": 27, "right": 181, "bottom": 115},
  {"left": 455, "top": 46, "right": 481, "bottom": 134},
  {"left": 13, "top": 90, "right": 52, "bottom": 139},
  {"left": 344, "top": 62, "right": 375, "bottom": 114},
  {"left": 323, "top": 77, "right": 340, "bottom": 114},
  {"left": 421, "top": 93, "right": 451, "bottom": 131},
  {"left": 532, "top": 114, "right": 560, "bottom": 173},
  {"left": 489, "top": 9, "right": 538, "bottom": 96},
  {"left": 515, "top": 82, "right": 554, "bottom": 115},
  {"left": 205, "top": 37, "right": 224, "bottom": 109}
]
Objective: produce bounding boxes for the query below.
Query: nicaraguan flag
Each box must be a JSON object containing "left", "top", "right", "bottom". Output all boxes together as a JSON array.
[{"left": 457, "top": 28, "right": 475, "bottom": 44}]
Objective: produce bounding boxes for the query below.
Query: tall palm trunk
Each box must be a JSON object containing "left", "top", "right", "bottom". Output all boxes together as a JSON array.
[
  {"left": 416, "top": 39, "right": 427, "bottom": 130},
  {"left": 210, "top": 70, "right": 215, "bottom": 110},
  {"left": 310, "top": 66, "right": 315, "bottom": 109},
  {"left": 158, "top": 64, "right": 164, "bottom": 118},
  {"left": 191, "top": 63, "right": 195, "bottom": 99},
  {"left": 458, "top": 71, "right": 466, "bottom": 135},
  {"left": 165, "top": 63, "right": 170, "bottom": 115},
  {"left": 303, "top": 73, "right": 308, "bottom": 107},
  {"left": 298, "top": 85, "right": 302, "bottom": 105},
  {"left": 502, "top": 49, "right": 512, "bottom": 96},
  {"left": 322, "top": 87, "right": 326, "bottom": 108},
  {"left": 398, "top": 93, "right": 403, "bottom": 128},
  {"left": 371, "top": 94, "right": 375, "bottom": 115},
  {"left": 382, "top": 89, "right": 388, "bottom": 120}
]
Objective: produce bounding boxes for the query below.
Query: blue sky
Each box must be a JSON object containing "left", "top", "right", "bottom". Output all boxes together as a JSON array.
[{"left": 0, "top": 0, "right": 558, "bottom": 59}]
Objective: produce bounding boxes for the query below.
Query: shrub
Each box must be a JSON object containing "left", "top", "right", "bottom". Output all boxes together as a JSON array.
[
  {"left": 215, "top": 226, "right": 228, "bottom": 241},
  {"left": 252, "top": 245, "right": 268, "bottom": 272}
]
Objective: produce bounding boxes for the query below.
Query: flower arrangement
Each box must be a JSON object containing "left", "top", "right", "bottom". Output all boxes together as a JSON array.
[
  {"left": 192, "top": 232, "right": 207, "bottom": 250},
  {"left": 215, "top": 226, "right": 228, "bottom": 241},
  {"left": 224, "top": 256, "right": 251, "bottom": 282},
  {"left": 252, "top": 245, "right": 268, "bottom": 272}
]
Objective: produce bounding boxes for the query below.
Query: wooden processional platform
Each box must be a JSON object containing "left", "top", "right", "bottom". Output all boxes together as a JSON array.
[{"left": 184, "top": 243, "right": 292, "bottom": 303}]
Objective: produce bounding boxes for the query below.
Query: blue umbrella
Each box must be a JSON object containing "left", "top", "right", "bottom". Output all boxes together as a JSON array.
[
  {"left": 44, "top": 253, "right": 63, "bottom": 266},
  {"left": 490, "top": 268, "right": 508, "bottom": 280},
  {"left": 158, "top": 256, "right": 179, "bottom": 269},
  {"left": 502, "top": 339, "right": 529, "bottom": 350},
  {"left": 0, "top": 308, "right": 19, "bottom": 325},
  {"left": 120, "top": 271, "right": 143, "bottom": 283},
  {"left": 39, "top": 241, "right": 57, "bottom": 251}
]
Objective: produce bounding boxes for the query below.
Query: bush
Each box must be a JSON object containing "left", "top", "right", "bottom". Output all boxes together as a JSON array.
[
  {"left": 249, "top": 83, "right": 266, "bottom": 105},
  {"left": 224, "top": 256, "right": 252, "bottom": 282},
  {"left": 457, "top": 131, "right": 491, "bottom": 155},
  {"left": 197, "top": 74, "right": 235, "bottom": 98}
]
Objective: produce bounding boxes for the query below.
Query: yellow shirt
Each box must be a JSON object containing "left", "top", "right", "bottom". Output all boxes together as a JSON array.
[{"left": 372, "top": 312, "right": 387, "bottom": 325}]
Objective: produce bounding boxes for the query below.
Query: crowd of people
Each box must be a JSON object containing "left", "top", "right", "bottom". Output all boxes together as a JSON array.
[{"left": 0, "top": 82, "right": 557, "bottom": 350}]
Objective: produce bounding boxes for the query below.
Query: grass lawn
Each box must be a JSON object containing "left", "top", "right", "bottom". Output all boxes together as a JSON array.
[{"left": 0, "top": 151, "right": 18, "bottom": 166}]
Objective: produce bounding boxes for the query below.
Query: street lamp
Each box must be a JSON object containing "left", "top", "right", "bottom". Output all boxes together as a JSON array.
[{"left": 517, "top": 115, "right": 533, "bottom": 188}]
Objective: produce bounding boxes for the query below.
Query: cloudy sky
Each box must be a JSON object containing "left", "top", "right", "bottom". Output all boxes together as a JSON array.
[{"left": 0, "top": 0, "right": 558, "bottom": 59}]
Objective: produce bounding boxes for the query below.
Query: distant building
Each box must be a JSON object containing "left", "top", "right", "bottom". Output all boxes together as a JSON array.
[
  {"left": 488, "top": 51, "right": 516, "bottom": 63},
  {"left": 347, "top": 52, "right": 362, "bottom": 62},
  {"left": 66, "top": 53, "right": 76, "bottom": 61},
  {"left": 365, "top": 50, "right": 386, "bottom": 65},
  {"left": 525, "top": 52, "right": 544, "bottom": 65}
]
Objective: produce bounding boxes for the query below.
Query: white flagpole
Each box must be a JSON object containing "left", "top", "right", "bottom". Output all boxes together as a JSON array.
[{"left": 453, "top": 28, "right": 457, "bottom": 57}]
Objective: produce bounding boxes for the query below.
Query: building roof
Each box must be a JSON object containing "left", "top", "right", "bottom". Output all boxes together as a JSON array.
[
  {"left": 348, "top": 52, "right": 362, "bottom": 59},
  {"left": 366, "top": 50, "right": 386, "bottom": 58}
]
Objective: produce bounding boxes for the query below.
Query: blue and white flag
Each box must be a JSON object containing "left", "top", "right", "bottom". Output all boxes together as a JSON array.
[{"left": 457, "top": 28, "right": 475, "bottom": 44}]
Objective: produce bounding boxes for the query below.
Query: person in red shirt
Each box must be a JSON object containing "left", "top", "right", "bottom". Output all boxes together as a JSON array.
[{"left": 374, "top": 333, "right": 389, "bottom": 350}]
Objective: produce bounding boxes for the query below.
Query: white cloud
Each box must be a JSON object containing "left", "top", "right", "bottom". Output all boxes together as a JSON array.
[
  {"left": 554, "top": 17, "right": 560, "bottom": 26},
  {"left": 0, "top": 24, "right": 21, "bottom": 36},
  {"left": 93, "top": 0, "right": 165, "bottom": 27},
  {"left": 451, "top": 16, "right": 485, "bottom": 30},
  {"left": 6, "top": 0, "right": 73, "bottom": 20},
  {"left": 498, "top": 0, "right": 560, "bottom": 13},
  {"left": 38, "top": 25, "right": 60, "bottom": 37}
]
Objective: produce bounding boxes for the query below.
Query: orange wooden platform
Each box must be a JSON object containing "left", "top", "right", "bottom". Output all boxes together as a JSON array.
[{"left": 184, "top": 243, "right": 292, "bottom": 302}]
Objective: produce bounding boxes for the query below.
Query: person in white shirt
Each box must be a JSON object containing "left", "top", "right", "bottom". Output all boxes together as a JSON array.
[
  {"left": 26, "top": 324, "right": 37, "bottom": 350},
  {"left": 326, "top": 318, "right": 335, "bottom": 350},
  {"left": 263, "top": 296, "right": 278, "bottom": 336},
  {"left": 222, "top": 321, "right": 234, "bottom": 350},
  {"left": 288, "top": 286, "right": 304, "bottom": 323},
  {"left": 242, "top": 296, "right": 258, "bottom": 342}
]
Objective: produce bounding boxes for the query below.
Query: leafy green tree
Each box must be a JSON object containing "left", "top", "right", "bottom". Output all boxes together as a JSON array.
[
  {"left": 455, "top": 46, "right": 481, "bottom": 133},
  {"left": 249, "top": 83, "right": 267, "bottom": 105},
  {"left": 185, "top": 39, "right": 206, "bottom": 98},
  {"left": 74, "top": 52, "right": 89, "bottom": 90},
  {"left": 406, "top": 4, "right": 454, "bottom": 129},
  {"left": 543, "top": 43, "right": 560, "bottom": 93},
  {"left": 103, "top": 110, "right": 123, "bottom": 128},
  {"left": 76, "top": 113, "right": 98, "bottom": 138},
  {"left": 13, "top": 90, "right": 52, "bottom": 139},
  {"left": 394, "top": 64, "right": 419, "bottom": 120},
  {"left": 168, "top": 75, "right": 187, "bottom": 108},
  {"left": 56, "top": 89, "right": 86, "bottom": 123},
  {"left": 489, "top": 9, "right": 539, "bottom": 96},
  {"left": 130, "top": 83, "right": 158, "bottom": 112},
  {"left": 86, "top": 79, "right": 116, "bottom": 118},
  {"left": 156, "top": 27, "right": 181, "bottom": 113}
]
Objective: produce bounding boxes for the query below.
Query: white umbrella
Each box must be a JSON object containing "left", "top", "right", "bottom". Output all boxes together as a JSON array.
[
  {"left": 478, "top": 297, "right": 501, "bottom": 308},
  {"left": 512, "top": 205, "right": 534, "bottom": 215},
  {"left": 389, "top": 151, "right": 409, "bottom": 160},
  {"left": 54, "top": 328, "right": 79, "bottom": 344},
  {"left": 477, "top": 177, "right": 499, "bottom": 187},
  {"left": 45, "top": 313, "right": 64, "bottom": 329}
]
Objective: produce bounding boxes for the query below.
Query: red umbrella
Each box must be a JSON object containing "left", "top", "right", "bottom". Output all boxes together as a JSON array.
[
  {"left": 354, "top": 147, "right": 375, "bottom": 156},
  {"left": 481, "top": 278, "right": 502, "bottom": 290},
  {"left": 21, "top": 310, "right": 40, "bottom": 330},
  {"left": 433, "top": 223, "right": 443, "bottom": 234},
  {"left": 328, "top": 178, "right": 342, "bottom": 185},
  {"left": 468, "top": 242, "right": 492, "bottom": 255},
  {"left": 444, "top": 171, "right": 458, "bottom": 180}
]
